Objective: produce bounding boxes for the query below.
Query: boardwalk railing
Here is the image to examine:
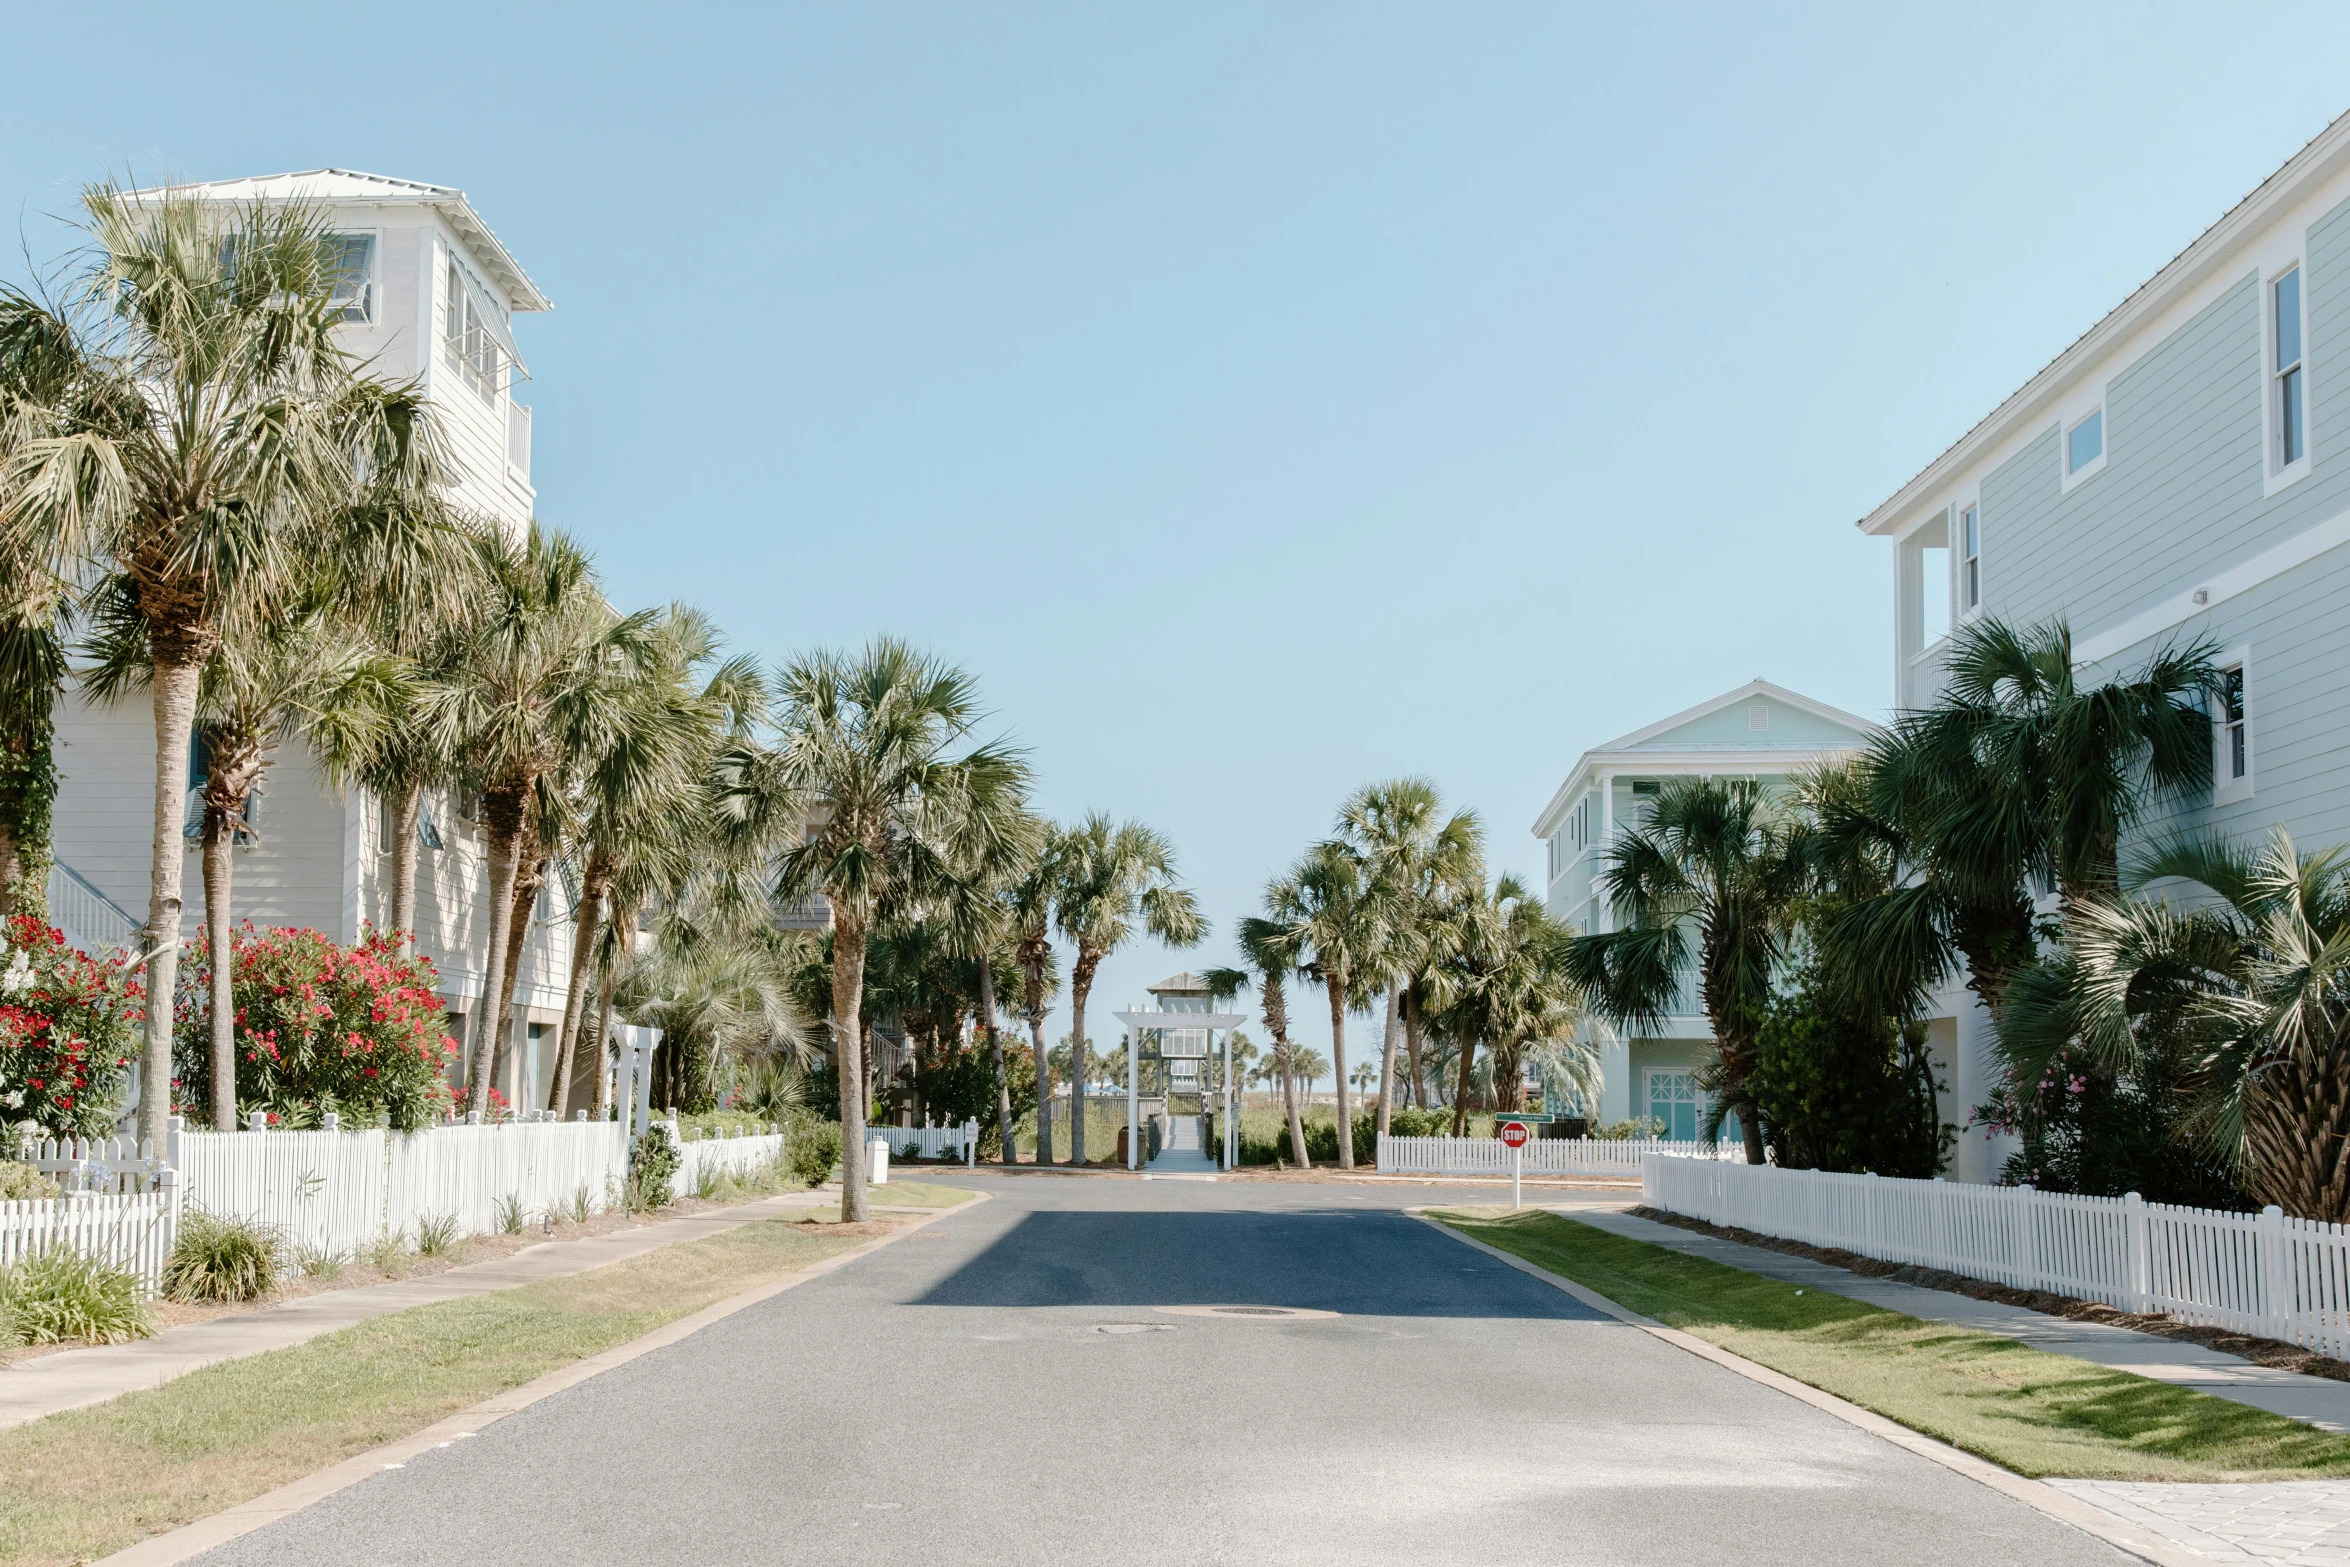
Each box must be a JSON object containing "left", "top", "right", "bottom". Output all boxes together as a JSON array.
[
  {"left": 1644, "top": 1156, "right": 2350, "bottom": 1359},
  {"left": 0, "top": 1182, "right": 181, "bottom": 1296},
  {"left": 1378, "top": 1134, "right": 1744, "bottom": 1176},
  {"left": 171, "top": 1118, "right": 630, "bottom": 1261}
]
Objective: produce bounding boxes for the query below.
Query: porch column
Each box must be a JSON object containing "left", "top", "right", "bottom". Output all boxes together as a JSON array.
[{"left": 1126, "top": 1020, "right": 1139, "bottom": 1170}]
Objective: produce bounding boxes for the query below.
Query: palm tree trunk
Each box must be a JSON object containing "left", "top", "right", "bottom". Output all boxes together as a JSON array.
[
  {"left": 1029, "top": 1003, "right": 1051, "bottom": 1165},
  {"left": 1070, "top": 947, "right": 1100, "bottom": 1165},
  {"left": 388, "top": 782, "right": 422, "bottom": 956},
  {"left": 1375, "top": 985, "right": 1401, "bottom": 1141},
  {"left": 589, "top": 969, "right": 618, "bottom": 1121},
  {"left": 1281, "top": 1055, "right": 1309, "bottom": 1167},
  {"left": 1327, "top": 974, "right": 1353, "bottom": 1169},
  {"left": 833, "top": 910, "right": 872, "bottom": 1223},
  {"left": 1403, "top": 988, "right": 1426, "bottom": 1109},
  {"left": 138, "top": 654, "right": 203, "bottom": 1151},
  {"left": 489, "top": 863, "right": 537, "bottom": 1106},
  {"left": 548, "top": 857, "right": 610, "bottom": 1119},
  {"left": 1451, "top": 1032, "right": 1478, "bottom": 1137},
  {"left": 2247, "top": 1054, "right": 2350, "bottom": 1222},
  {"left": 201, "top": 806, "right": 237, "bottom": 1131},
  {"left": 979, "top": 961, "right": 1013, "bottom": 1163},
  {"left": 464, "top": 786, "right": 528, "bottom": 1117}
]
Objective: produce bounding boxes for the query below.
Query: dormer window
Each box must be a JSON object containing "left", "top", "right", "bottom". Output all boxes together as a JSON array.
[{"left": 326, "top": 234, "right": 374, "bottom": 323}]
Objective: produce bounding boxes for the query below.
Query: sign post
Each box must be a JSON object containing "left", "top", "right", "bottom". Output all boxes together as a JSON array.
[{"left": 1501, "top": 1119, "right": 1529, "bottom": 1210}]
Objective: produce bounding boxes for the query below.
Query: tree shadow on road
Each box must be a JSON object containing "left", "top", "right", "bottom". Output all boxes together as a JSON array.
[{"left": 908, "top": 1207, "right": 1609, "bottom": 1319}]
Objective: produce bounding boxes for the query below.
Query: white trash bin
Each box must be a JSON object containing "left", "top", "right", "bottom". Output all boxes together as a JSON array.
[{"left": 868, "top": 1138, "right": 890, "bottom": 1186}]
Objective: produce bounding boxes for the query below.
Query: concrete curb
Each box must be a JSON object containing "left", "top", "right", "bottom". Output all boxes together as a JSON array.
[
  {"left": 1414, "top": 1211, "right": 2209, "bottom": 1567},
  {"left": 90, "top": 1195, "right": 984, "bottom": 1567}
]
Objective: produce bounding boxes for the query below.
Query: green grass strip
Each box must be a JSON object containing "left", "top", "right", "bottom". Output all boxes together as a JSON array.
[
  {"left": 0, "top": 1214, "right": 893, "bottom": 1567},
  {"left": 871, "top": 1181, "right": 979, "bottom": 1209},
  {"left": 1437, "top": 1207, "right": 2350, "bottom": 1482}
]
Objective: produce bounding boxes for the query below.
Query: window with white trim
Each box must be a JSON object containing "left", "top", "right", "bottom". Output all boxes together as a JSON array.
[
  {"left": 2275, "top": 266, "right": 2306, "bottom": 471},
  {"left": 2215, "top": 655, "right": 2253, "bottom": 805},
  {"left": 2067, "top": 409, "right": 2104, "bottom": 475},
  {"left": 1959, "top": 504, "right": 1980, "bottom": 612},
  {"left": 325, "top": 234, "right": 374, "bottom": 323}
]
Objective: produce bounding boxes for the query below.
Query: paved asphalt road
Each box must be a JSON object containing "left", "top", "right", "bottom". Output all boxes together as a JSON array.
[{"left": 197, "top": 1176, "right": 2133, "bottom": 1566}]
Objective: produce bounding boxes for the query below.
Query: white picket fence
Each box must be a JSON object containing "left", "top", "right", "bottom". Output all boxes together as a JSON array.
[
  {"left": 16, "top": 1133, "right": 170, "bottom": 1195},
  {"left": 171, "top": 1119, "right": 630, "bottom": 1261},
  {"left": 0, "top": 1184, "right": 181, "bottom": 1296},
  {"left": 669, "top": 1124, "right": 789, "bottom": 1194},
  {"left": 1378, "top": 1134, "right": 1745, "bottom": 1177},
  {"left": 1643, "top": 1156, "right": 2350, "bottom": 1359},
  {"left": 872, "top": 1119, "right": 978, "bottom": 1163}
]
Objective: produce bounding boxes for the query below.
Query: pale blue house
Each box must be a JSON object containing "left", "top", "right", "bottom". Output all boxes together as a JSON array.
[
  {"left": 1860, "top": 109, "right": 2350, "bottom": 1180},
  {"left": 1531, "top": 680, "right": 1876, "bottom": 1135}
]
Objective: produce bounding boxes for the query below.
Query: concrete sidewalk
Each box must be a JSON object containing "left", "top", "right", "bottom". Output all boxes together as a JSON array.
[
  {"left": 0, "top": 1190, "right": 837, "bottom": 1433},
  {"left": 1565, "top": 1205, "right": 2350, "bottom": 1432}
]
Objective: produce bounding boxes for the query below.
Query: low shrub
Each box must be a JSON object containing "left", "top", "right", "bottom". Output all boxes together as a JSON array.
[
  {"left": 627, "top": 1123, "right": 680, "bottom": 1211},
  {"left": 413, "top": 1213, "right": 459, "bottom": 1256},
  {"left": 164, "top": 1210, "right": 282, "bottom": 1303},
  {"left": 0, "top": 1159, "right": 60, "bottom": 1201},
  {"left": 785, "top": 1116, "right": 842, "bottom": 1188},
  {"left": 1, "top": 1250, "right": 153, "bottom": 1345},
  {"left": 0, "top": 914, "right": 140, "bottom": 1140}
]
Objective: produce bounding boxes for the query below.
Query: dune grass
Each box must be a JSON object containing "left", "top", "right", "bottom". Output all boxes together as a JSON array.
[
  {"left": 0, "top": 1211, "right": 903, "bottom": 1567},
  {"left": 1437, "top": 1207, "right": 2350, "bottom": 1482}
]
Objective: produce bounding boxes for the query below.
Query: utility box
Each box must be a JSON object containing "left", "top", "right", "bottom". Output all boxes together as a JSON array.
[{"left": 868, "top": 1139, "right": 890, "bottom": 1186}]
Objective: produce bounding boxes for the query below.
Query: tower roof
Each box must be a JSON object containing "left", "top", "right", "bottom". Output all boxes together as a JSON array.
[{"left": 1148, "top": 971, "right": 1211, "bottom": 995}]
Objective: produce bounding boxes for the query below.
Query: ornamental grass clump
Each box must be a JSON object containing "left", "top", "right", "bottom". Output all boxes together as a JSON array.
[
  {"left": 175, "top": 925, "right": 458, "bottom": 1131},
  {"left": 0, "top": 1250, "right": 152, "bottom": 1345},
  {"left": 163, "top": 1211, "right": 282, "bottom": 1303},
  {"left": 0, "top": 915, "right": 140, "bottom": 1140},
  {"left": 0, "top": 1160, "right": 60, "bottom": 1201}
]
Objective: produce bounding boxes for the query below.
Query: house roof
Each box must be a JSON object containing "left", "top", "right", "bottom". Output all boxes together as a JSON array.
[
  {"left": 152, "top": 169, "right": 550, "bottom": 313},
  {"left": 1529, "top": 680, "right": 1879, "bottom": 839},
  {"left": 1856, "top": 108, "right": 2350, "bottom": 538}
]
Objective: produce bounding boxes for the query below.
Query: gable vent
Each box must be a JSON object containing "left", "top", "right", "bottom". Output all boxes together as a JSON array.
[{"left": 1748, "top": 705, "right": 1770, "bottom": 731}]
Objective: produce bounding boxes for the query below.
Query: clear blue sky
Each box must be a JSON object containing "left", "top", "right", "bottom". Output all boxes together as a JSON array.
[{"left": 9, "top": 4, "right": 2350, "bottom": 1087}]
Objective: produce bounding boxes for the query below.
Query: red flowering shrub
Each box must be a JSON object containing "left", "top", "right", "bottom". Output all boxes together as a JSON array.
[
  {"left": 0, "top": 915, "right": 139, "bottom": 1139},
  {"left": 178, "top": 925, "right": 457, "bottom": 1132}
]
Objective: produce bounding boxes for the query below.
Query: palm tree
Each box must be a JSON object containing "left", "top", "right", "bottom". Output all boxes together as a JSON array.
[
  {"left": 1208, "top": 907, "right": 1312, "bottom": 1166},
  {"left": 0, "top": 186, "right": 424, "bottom": 1147},
  {"left": 548, "top": 608, "right": 761, "bottom": 1116},
  {"left": 1049, "top": 814, "right": 1202, "bottom": 1165},
  {"left": 1565, "top": 777, "right": 1801, "bottom": 1164},
  {"left": 1428, "top": 873, "right": 1592, "bottom": 1121},
  {"left": 616, "top": 895, "right": 808, "bottom": 1119},
  {"left": 931, "top": 805, "right": 1045, "bottom": 1164},
  {"left": 434, "top": 523, "right": 654, "bottom": 1116},
  {"left": 1007, "top": 827, "right": 1064, "bottom": 1163},
  {"left": 1828, "top": 619, "right": 2217, "bottom": 1029},
  {"left": 2001, "top": 829, "right": 2350, "bottom": 1220},
  {"left": 1271, "top": 840, "right": 1385, "bottom": 1169},
  {"left": 0, "top": 288, "right": 90, "bottom": 920},
  {"left": 1336, "top": 778, "right": 1482, "bottom": 1132},
  {"left": 769, "top": 638, "right": 1028, "bottom": 1222}
]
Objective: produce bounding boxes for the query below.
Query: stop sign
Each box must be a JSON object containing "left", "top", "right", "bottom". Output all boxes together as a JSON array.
[{"left": 1500, "top": 1121, "right": 1530, "bottom": 1148}]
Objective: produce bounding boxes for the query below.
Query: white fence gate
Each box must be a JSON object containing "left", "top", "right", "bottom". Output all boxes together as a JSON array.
[
  {"left": 1378, "top": 1134, "right": 1744, "bottom": 1177},
  {"left": 0, "top": 1184, "right": 181, "bottom": 1296},
  {"left": 1643, "top": 1156, "right": 2350, "bottom": 1360}
]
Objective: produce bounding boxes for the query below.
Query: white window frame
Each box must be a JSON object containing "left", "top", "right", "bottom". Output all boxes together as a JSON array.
[
  {"left": 2060, "top": 391, "right": 2108, "bottom": 490},
  {"left": 2214, "top": 644, "right": 2254, "bottom": 806},
  {"left": 325, "top": 229, "right": 379, "bottom": 326},
  {"left": 2264, "top": 250, "right": 2313, "bottom": 497},
  {"left": 1958, "top": 500, "right": 1982, "bottom": 617}
]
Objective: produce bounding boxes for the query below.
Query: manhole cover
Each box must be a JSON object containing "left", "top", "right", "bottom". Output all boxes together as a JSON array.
[{"left": 1153, "top": 1305, "right": 1340, "bottom": 1321}]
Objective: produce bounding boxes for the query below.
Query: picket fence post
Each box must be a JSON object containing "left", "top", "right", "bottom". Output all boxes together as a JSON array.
[
  {"left": 2123, "top": 1192, "right": 2151, "bottom": 1312},
  {"left": 2258, "top": 1204, "right": 2291, "bottom": 1340}
]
